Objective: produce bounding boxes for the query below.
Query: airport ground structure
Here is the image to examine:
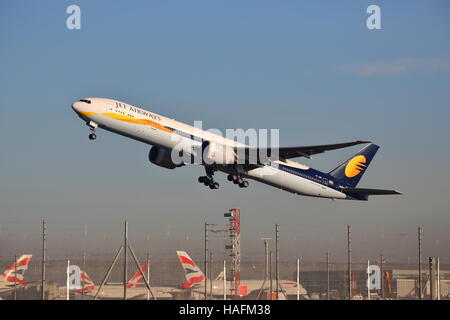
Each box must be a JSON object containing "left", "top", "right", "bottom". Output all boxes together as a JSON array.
[
  {"left": 1, "top": 257, "right": 448, "bottom": 300},
  {"left": 1, "top": 217, "right": 448, "bottom": 300}
]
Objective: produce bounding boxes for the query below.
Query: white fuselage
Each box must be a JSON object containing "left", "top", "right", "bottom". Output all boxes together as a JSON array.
[
  {"left": 189, "top": 279, "right": 306, "bottom": 298},
  {"left": 72, "top": 98, "right": 346, "bottom": 199},
  {"left": 83, "top": 284, "right": 180, "bottom": 299}
]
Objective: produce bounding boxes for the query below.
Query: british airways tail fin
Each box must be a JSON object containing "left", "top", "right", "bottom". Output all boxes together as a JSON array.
[
  {"left": 328, "top": 143, "right": 379, "bottom": 187},
  {"left": 1, "top": 254, "right": 32, "bottom": 283},
  {"left": 176, "top": 251, "right": 205, "bottom": 288},
  {"left": 126, "top": 264, "right": 147, "bottom": 288},
  {"left": 76, "top": 270, "right": 95, "bottom": 293}
]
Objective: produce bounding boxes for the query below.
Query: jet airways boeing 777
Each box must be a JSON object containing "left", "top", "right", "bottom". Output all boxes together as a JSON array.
[{"left": 72, "top": 98, "right": 400, "bottom": 200}]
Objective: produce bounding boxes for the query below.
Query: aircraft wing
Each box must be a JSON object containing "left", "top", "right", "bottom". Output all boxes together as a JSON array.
[{"left": 235, "top": 140, "right": 370, "bottom": 163}]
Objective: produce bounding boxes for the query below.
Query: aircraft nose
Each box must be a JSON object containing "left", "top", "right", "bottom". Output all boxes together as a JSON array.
[{"left": 72, "top": 101, "right": 82, "bottom": 113}]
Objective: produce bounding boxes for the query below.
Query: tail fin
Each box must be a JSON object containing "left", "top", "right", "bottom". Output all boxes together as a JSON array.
[
  {"left": 1, "top": 254, "right": 32, "bottom": 283},
  {"left": 176, "top": 251, "right": 205, "bottom": 288},
  {"left": 76, "top": 270, "right": 95, "bottom": 293},
  {"left": 328, "top": 143, "right": 379, "bottom": 187},
  {"left": 126, "top": 264, "right": 147, "bottom": 288}
]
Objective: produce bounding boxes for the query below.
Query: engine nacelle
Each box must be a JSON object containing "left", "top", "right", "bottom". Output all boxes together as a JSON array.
[
  {"left": 149, "top": 146, "right": 184, "bottom": 169},
  {"left": 203, "top": 141, "right": 236, "bottom": 165}
]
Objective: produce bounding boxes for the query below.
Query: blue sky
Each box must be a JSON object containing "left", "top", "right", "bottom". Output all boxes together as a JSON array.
[{"left": 1, "top": 1, "right": 449, "bottom": 264}]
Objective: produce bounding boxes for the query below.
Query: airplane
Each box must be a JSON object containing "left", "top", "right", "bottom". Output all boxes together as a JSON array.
[
  {"left": 75, "top": 264, "right": 181, "bottom": 299},
  {"left": 71, "top": 98, "right": 401, "bottom": 200},
  {"left": 0, "top": 255, "right": 33, "bottom": 294},
  {"left": 176, "top": 251, "right": 307, "bottom": 299}
]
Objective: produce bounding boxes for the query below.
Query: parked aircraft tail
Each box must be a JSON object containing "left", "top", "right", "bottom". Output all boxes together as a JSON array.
[
  {"left": 0, "top": 254, "right": 32, "bottom": 284},
  {"left": 127, "top": 264, "right": 147, "bottom": 288},
  {"left": 176, "top": 251, "right": 205, "bottom": 288},
  {"left": 76, "top": 270, "right": 95, "bottom": 293}
]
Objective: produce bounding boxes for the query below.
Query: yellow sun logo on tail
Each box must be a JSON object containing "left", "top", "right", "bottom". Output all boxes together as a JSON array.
[{"left": 345, "top": 155, "right": 367, "bottom": 178}]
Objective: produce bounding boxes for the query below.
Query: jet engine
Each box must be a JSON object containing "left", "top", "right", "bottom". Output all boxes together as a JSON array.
[{"left": 149, "top": 146, "right": 184, "bottom": 169}]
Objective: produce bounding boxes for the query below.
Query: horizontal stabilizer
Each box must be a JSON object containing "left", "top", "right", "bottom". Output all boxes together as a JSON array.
[{"left": 343, "top": 188, "right": 402, "bottom": 195}]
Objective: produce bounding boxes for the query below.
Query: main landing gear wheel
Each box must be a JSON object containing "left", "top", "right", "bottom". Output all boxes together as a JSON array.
[
  {"left": 228, "top": 174, "right": 239, "bottom": 184},
  {"left": 89, "top": 133, "right": 97, "bottom": 140},
  {"left": 239, "top": 180, "right": 249, "bottom": 188},
  {"left": 199, "top": 168, "right": 219, "bottom": 190},
  {"left": 228, "top": 174, "right": 249, "bottom": 188},
  {"left": 209, "top": 182, "right": 220, "bottom": 189}
]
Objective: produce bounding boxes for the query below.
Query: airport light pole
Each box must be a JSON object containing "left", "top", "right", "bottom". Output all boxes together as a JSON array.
[
  {"left": 204, "top": 222, "right": 217, "bottom": 300},
  {"left": 437, "top": 256, "right": 440, "bottom": 300},
  {"left": 264, "top": 240, "right": 269, "bottom": 281},
  {"left": 256, "top": 238, "right": 271, "bottom": 301},
  {"left": 82, "top": 253, "right": 86, "bottom": 300},
  {"left": 205, "top": 221, "right": 207, "bottom": 300},
  {"left": 147, "top": 253, "right": 150, "bottom": 301},
  {"left": 275, "top": 224, "right": 279, "bottom": 300},
  {"left": 379, "top": 255, "right": 384, "bottom": 299},
  {"left": 418, "top": 227, "right": 422, "bottom": 300},
  {"left": 261, "top": 238, "right": 271, "bottom": 281},
  {"left": 41, "top": 220, "right": 46, "bottom": 300},
  {"left": 347, "top": 225, "right": 352, "bottom": 300},
  {"left": 223, "top": 260, "right": 227, "bottom": 300},
  {"left": 367, "top": 260, "right": 370, "bottom": 300},
  {"left": 296, "top": 258, "right": 300, "bottom": 300},
  {"left": 429, "top": 257, "right": 434, "bottom": 300},
  {"left": 210, "top": 252, "right": 213, "bottom": 299},
  {"left": 269, "top": 251, "right": 273, "bottom": 300},
  {"left": 14, "top": 255, "right": 17, "bottom": 300},
  {"left": 326, "top": 252, "right": 330, "bottom": 300},
  {"left": 123, "top": 221, "right": 128, "bottom": 300},
  {"left": 66, "top": 260, "right": 70, "bottom": 300}
]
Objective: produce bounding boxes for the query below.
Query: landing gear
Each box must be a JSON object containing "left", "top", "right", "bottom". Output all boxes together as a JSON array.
[
  {"left": 227, "top": 174, "right": 249, "bottom": 188},
  {"left": 209, "top": 182, "right": 220, "bottom": 189},
  {"left": 87, "top": 121, "right": 98, "bottom": 141},
  {"left": 239, "top": 180, "right": 249, "bottom": 188},
  {"left": 198, "top": 170, "right": 249, "bottom": 190},
  {"left": 198, "top": 168, "right": 220, "bottom": 190}
]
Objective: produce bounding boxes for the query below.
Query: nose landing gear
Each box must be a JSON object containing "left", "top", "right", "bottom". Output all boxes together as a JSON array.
[{"left": 87, "top": 121, "right": 98, "bottom": 140}]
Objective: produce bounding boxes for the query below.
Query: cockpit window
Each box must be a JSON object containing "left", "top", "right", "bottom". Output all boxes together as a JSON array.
[{"left": 79, "top": 99, "right": 91, "bottom": 104}]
